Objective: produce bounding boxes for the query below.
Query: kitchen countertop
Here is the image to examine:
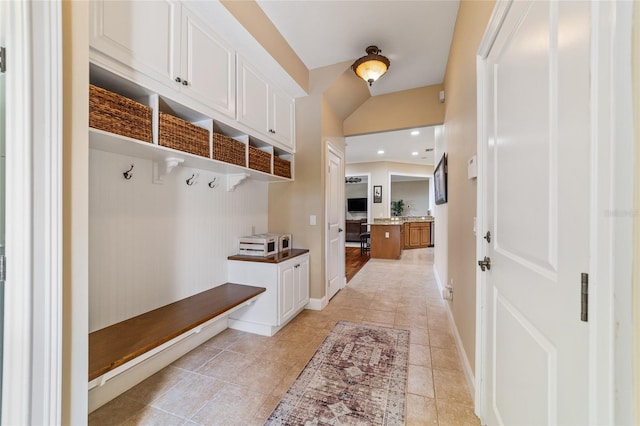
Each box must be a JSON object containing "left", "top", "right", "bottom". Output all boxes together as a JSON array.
[
  {"left": 371, "top": 217, "right": 434, "bottom": 225},
  {"left": 228, "top": 248, "right": 309, "bottom": 264}
]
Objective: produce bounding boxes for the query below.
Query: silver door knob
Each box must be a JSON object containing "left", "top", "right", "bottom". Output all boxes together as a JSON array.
[
  {"left": 175, "top": 77, "right": 182, "bottom": 83},
  {"left": 478, "top": 256, "right": 491, "bottom": 271},
  {"left": 338, "top": 228, "right": 343, "bottom": 232}
]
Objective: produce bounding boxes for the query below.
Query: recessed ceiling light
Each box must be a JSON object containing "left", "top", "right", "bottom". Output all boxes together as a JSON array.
[
  {"left": 377, "top": 150, "right": 385, "bottom": 155},
  {"left": 411, "top": 151, "right": 419, "bottom": 156},
  {"left": 411, "top": 130, "right": 420, "bottom": 136}
]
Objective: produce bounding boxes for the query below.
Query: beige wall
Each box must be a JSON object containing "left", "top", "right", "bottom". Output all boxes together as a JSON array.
[
  {"left": 442, "top": 0, "right": 495, "bottom": 374},
  {"left": 346, "top": 162, "right": 433, "bottom": 219},
  {"left": 62, "top": 0, "right": 89, "bottom": 423},
  {"left": 433, "top": 126, "right": 448, "bottom": 293},
  {"left": 344, "top": 84, "right": 445, "bottom": 136},
  {"left": 390, "top": 180, "right": 430, "bottom": 217},
  {"left": 269, "top": 64, "right": 346, "bottom": 301}
]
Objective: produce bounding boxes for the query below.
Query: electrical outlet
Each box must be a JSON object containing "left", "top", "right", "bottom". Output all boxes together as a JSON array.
[{"left": 443, "top": 285, "right": 453, "bottom": 301}]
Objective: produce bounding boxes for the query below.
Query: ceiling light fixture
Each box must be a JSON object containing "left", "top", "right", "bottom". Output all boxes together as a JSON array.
[
  {"left": 345, "top": 177, "right": 362, "bottom": 184},
  {"left": 352, "top": 45, "right": 390, "bottom": 86},
  {"left": 411, "top": 152, "right": 419, "bottom": 156},
  {"left": 377, "top": 150, "right": 385, "bottom": 155},
  {"left": 411, "top": 130, "right": 420, "bottom": 136}
]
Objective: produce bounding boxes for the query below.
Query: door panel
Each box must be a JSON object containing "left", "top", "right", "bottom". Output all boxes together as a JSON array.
[
  {"left": 182, "top": 10, "right": 235, "bottom": 117},
  {"left": 90, "top": 0, "right": 180, "bottom": 85},
  {"left": 326, "top": 147, "right": 344, "bottom": 300},
  {"left": 481, "top": 1, "right": 590, "bottom": 424}
]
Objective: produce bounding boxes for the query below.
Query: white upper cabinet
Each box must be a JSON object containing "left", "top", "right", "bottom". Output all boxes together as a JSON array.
[
  {"left": 180, "top": 8, "right": 235, "bottom": 118},
  {"left": 237, "top": 59, "right": 270, "bottom": 137},
  {"left": 90, "top": 0, "right": 181, "bottom": 88},
  {"left": 237, "top": 57, "right": 295, "bottom": 151},
  {"left": 269, "top": 86, "right": 295, "bottom": 150},
  {"left": 90, "top": 0, "right": 236, "bottom": 118}
]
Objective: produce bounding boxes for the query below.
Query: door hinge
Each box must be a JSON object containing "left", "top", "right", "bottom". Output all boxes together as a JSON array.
[
  {"left": 581, "top": 273, "right": 588, "bottom": 322},
  {"left": 0, "top": 254, "right": 5, "bottom": 282},
  {"left": 0, "top": 47, "right": 6, "bottom": 73}
]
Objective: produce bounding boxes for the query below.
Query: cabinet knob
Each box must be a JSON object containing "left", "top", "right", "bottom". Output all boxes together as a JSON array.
[
  {"left": 175, "top": 77, "right": 182, "bottom": 83},
  {"left": 182, "top": 80, "right": 189, "bottom": 86},
  {"left": 269, "top": 129, "right": 276, "bottom": 134}
]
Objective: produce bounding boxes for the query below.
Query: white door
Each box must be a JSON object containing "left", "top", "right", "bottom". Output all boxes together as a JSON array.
[
  {"left": 478, "top": 1, "right": 590, "bottom": 424},
  {"left": 326, "top": 144, "right": 345, "bottom": 300}
]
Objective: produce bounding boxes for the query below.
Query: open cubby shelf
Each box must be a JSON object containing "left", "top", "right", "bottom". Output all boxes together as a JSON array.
[{"left": 88, "top": 65, "right": 294, "bottom": 186}]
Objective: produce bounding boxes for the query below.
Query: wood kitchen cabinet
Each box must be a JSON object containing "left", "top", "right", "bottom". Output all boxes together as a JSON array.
[
  {"left": 227, "top": 250, "right": 309, "bottom": 336},
  {"left": 403, "top": 222, "right": 433, "bottom": 249},
  {"left": 90, "top": 0, "right": 236, "bottom": 118},
  {"left": 370, "top": 224, "right": 402, "bottom": 259}
]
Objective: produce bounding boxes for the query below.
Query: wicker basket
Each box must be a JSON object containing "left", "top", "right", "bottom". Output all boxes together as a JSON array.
[
  {"left": 89, "top": 84, "right": 152, "bottom": 142},
  {"left": 248, "top": 146, "right": 272, "bottom": 174},
  {"left": 274, "top": 156, "right": 292, "bottom": 178},
  {"left": 158, "top": 112, "right": 210, "bottom": 158},
  {"left": 213, "top": 133, "right": 246, "bottom": 167}
]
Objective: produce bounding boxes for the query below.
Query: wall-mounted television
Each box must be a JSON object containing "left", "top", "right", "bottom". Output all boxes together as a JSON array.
[
  {"left": 347, "top": 198, "right": 368, "bottom": 212},
  {"left": 434, "top": 153, "right": 448, "bottom": 205}
]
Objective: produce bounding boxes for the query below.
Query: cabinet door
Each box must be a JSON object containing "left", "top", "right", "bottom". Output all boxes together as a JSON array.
[
  {"left": 420, "top": 223, "right": 431, "bottom": 246},
  {"left": 90, "top": 0, "right": 180, "bottom": 86},
  {"left": 237, "top": 59, "right": 269, "bottom": 134},
  {"left": 269, "top": 87, "right": 295, "bottom": 150},
  {"left": 295, "top": 256, "right": 310, "bottom": 309},
  {"left": 279, "top": 264, "right": 295, "bottom": 325},
  {"left": 409, "top": 226, "right": 421, "bottom": 247},
  {"left": 181, "top": 9, "right": 236, "bottom": 118}
]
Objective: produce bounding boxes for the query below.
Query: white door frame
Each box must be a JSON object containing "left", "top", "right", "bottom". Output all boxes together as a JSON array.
[
  {"left": 475, "top": 1, "right": 635, "bottom": 423},
  {"left": 2, "top": 1, "right": 63, "bottom": 424},
  {"left": 325, "top": 141, "right": 345, "bottom": 302}
]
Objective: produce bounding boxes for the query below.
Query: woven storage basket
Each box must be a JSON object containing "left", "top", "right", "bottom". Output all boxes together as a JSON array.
[
  {"left": 248, "top": 146, "right": 272, "bottom": 174},
  {"left": 213, "top": 133, "right": 246, "bottom": 167},
  {"left": 89, "top": 84, "right": 152, "bottom": 142},
  {"left": 274, "top": 156, "right": 292, "bottom": 178},
  {"left": 159, "top": 112, "right": 210, "bottom": 158}
]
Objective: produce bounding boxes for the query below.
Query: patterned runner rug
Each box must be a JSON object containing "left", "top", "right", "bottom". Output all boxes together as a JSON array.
[{"left": 265, "top": 321, "right": 410, "bottom": 425}]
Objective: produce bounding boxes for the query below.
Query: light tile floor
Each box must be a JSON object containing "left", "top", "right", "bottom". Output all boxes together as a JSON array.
[{"left": 89, "top": 248, "right": 480, "bottom": 425}]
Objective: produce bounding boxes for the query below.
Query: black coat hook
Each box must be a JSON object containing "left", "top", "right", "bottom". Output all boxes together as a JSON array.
[
  {"left": 208, "top": 177, "right": 217, "bottom": 188},
  {"left": 186, "top": 174, "right": 196, "bottom": 186},
  {"left": 123, "top": 164, "right": 134, "bottom": 180}
]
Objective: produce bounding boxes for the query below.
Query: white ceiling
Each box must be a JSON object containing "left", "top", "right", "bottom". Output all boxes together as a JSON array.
[
  {"left": 256, "top": 0, "right": 460, "bottom": 97},
  {"left": 346, "top": 125, "right": 439, "bottom": 166},
  {"left": 255, "top": 1, "right": 457, "bottom": 166}
]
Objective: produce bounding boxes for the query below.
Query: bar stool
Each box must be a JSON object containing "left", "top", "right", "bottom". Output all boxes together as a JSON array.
[{"left": 360, "top": 232, "right": 370, "bottom": 256}]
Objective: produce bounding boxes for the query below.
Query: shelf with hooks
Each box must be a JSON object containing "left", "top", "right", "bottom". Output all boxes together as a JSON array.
[{"left": 90, "top": 129, "right": 291, "bottom": 190}]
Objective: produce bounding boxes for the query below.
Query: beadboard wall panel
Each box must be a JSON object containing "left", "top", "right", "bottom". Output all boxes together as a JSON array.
[{"left": 89, "top": 149, "right": 268, "bottom": 332}]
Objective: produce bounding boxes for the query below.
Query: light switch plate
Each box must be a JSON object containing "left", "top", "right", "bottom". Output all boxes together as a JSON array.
[{"left": 310, "top": 215, "right": 316, "bottom": 225}]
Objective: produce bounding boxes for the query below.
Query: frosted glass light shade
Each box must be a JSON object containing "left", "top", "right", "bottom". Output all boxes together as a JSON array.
[{"left": 351, "top": 46, "right": 390, "bottom": 86}]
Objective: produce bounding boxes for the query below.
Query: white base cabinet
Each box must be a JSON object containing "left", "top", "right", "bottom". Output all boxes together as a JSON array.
[{"left": 228, "top": 251, "right": 309, "bottom": 336}]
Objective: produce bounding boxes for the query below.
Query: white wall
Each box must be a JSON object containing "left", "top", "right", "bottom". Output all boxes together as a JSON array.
[
  {"left": 346, "top": 161, "right": 433, "bottom": 218},
  {"left": 89, "top": 150, "right": 268, "bottom": 331},
  {"left": 390, "top": 180, "right": 430, "bottom": 216},
  {"left": 433, "top": 125, "right": 448, "bottom": 291}
]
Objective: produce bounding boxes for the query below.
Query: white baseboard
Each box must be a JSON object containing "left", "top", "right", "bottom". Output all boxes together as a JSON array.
[
  {"left": 228, "top": 318, "right": 278, "bottom": 336},
  {"left": 88, "top": 316, "right": 228, "bottom": 413},
  {"left": 306, "top": 296, "right": 327, "bottom": 311},
  {"left": 433, "top": 265, "right": 476, "bottom": 402}
]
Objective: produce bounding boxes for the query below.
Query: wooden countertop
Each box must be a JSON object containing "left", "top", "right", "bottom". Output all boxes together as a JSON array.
[{"left": 228, "top": 248, "right": 309, "bottom": 264}]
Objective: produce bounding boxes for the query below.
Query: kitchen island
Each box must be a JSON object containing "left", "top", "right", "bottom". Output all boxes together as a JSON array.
[{"left": 370, "top": 217, "right": 434, "bottom": 259}]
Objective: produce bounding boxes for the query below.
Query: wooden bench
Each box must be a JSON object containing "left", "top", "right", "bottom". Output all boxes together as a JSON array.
[{"left": 89, "top": 283, "right": 266, "bottom": 382}]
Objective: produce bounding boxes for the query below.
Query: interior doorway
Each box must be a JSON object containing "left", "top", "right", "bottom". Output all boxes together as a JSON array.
[{"left": 388, "top": 174, "right": 432, "bottom": 217}]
